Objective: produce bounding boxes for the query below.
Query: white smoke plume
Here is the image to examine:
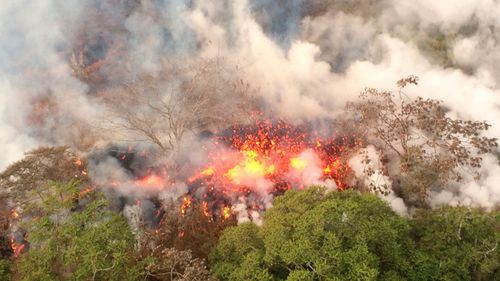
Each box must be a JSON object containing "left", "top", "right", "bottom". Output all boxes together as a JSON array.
[
  {"left": 1, "top": 0, "right": 500, "bottom": 214},
  {"left": 349, "top": 145, "right": 408, "bottom": 216}
]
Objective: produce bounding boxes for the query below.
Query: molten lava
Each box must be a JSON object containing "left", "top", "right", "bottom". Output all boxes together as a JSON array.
[
  {"left": 134, "top": 174, "right": 165, "bottom": 189},
  {"left": 189, "top": 120, "right": 353, "bottom": 194},
  {"left": 87, "top": 120, "right": 356, "bottom": 221}
]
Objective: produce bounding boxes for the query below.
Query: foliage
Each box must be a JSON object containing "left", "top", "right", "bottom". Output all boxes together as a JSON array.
[
  {"left": 346, "top": 76, "right": 498, "bottom": 206},
  {"left": 0, "top": 196, "right": 11, "bottom": 259},
  {"left": 210, "top": 187, "right": 413, "bottom": 281},
  {"left": 211, "top": 186, "right": 500, "bottom": 281},
  {"left": 130, "top": 200, "right": 234, "bottom": 280},
  {"left": 149, "top": 200, "right": 237, "bottom": 261},
  {"left": 139, "top": 246, "right": 216, "bottom": 281},
  {"left": 0, "top": 259, "right": 10, "bottom": 281},
  {"left": 409, "top": 207, "right": 500, "bottom": 281},
  {"left": 0, "top": 146, "right": 89, "bottom": 211},
  {"left": 13, "top": 182, "right": 142, "bottom": 281}
]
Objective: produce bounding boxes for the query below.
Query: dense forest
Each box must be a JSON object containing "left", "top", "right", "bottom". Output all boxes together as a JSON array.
[{"left": 0, "top": 173, "right": 499, "bottom": 280}]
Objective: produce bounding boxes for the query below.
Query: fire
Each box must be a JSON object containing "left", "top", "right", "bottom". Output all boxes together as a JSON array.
[
  {"left": 222, "top": 206, "right": 231, "bottom": 219},
  {"left": 82, "top": 119, "right": 354, "bottom": 223},
  {"left": 290, "top": 157, "right": 307, "bottom": 171},
  {"left": 224, "top": 150, "right": 275, "bottom": 184},
  {"left": 180, "top": 196, "right": 192, "bottom": 216},
  {"left": 202, "top": 201, "right": 210, "bottom": 217},
  {"left": 134, "top": 174, "right": 164, "bottom": 189},
  {"left": 9, "top": 208, "right": 26, "bottom": 258},
  {"left": 192, "top": 120, "right": 352, "bottom": 193},
  {"left": 10, "top": 210, "right": 20, "bottom": 220},
  {"left": 201, "top": 167, "right": 215, "bottom": 176},
  {"left": 10, "top": 237, "right": 25, "bottom": 258},
  {"left": 79, "top": 185, "right": 96, "bottom": 197},
  {"left": 168, "top": 120, "right": 354, "bottom": 221}
]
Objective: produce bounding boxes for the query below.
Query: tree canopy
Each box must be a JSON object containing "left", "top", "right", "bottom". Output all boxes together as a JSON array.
[
  {"left": 210, "top": 187, "right": 413, "bottom": 281},
  {"left": 210, "top": 187, "right": 500, "bottom": 281},
  {"left": 13, "top": 182, "right": 142, "bottom": 281}
]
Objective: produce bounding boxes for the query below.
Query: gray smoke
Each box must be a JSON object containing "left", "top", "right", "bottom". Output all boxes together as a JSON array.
[{"left": 1, "top": 0, "right": 500, "bottom": 212}]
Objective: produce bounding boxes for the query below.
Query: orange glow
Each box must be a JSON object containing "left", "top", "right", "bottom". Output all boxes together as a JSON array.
[
  {"left": 222, "top": 206, "right": 231, "bottom": 219},
  {"left": 90, "top": 120, "right": 353, "bottom": 226},
  {"left": 79, "top": 185, "right": 96, "bottom": 197},
  {"left": 323, "top": 166, "right": 332, "bottom": 174},
  {"left": 201, "top": 167, "right": 215, "bottom": 176},
  {"left": 10, "top": 235, "right": 25, "bottom": 258},
  {"left": 202, "top": 201, "right": 210, "bottom": 217},
  {"left": 75, "top": 158, "right": 83, "bottom": 166},
  {"left": 135, "top": 174, "right": 164, "bottom": 188},
  {"left": 224, "top": 150, "right": 275, "bottom": 184},
  {"left": 324, "top": 158, "right": 342, "bottom": 175},
  {"left": 290, "top": 157, "right": 307, "bottom": 171},
  {"left": 10, "top": 210, "right": 20, "bottom": 220},
  {"left": 180, "top": 196, "right": 192, "bottom": 216}
]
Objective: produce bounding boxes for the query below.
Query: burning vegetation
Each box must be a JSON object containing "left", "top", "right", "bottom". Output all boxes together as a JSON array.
[{"left": 0, "top": 77, "right": 498, "bottom": 280}]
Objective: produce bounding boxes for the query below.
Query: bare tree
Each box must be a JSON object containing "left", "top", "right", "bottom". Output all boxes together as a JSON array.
[
  {"left": 347, "top": 76, "right": 498, "bottom": 206},
  {"left": 102, "top": 57, "right": 257, "bottom": 156}
]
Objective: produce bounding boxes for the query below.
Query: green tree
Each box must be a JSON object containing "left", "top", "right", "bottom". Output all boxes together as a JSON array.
[
  {"left": 410, "top": 207, "right": 500, "bottom": 281},
  {"left": 13, "top": 181, "right": 142, "bottom": 281},
  {"left": 0, "top": 196, "right": 11, "bottom": 259},
  {"left": 210, "top": 187, "right": 413, "bottom": 281},
  {"left": 0, "top": 196, "right": 11, "bottom": 281},
  {"left": 0, "top": 259, "right": 10, "bottom": 281}
]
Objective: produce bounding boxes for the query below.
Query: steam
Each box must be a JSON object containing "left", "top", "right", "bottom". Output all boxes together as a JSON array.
[
  {"left": 349, "top": 146, "right": 408, "bottom": 216},
  {"left": 1, "top": 0, "right": 500, "bottom": 215}
]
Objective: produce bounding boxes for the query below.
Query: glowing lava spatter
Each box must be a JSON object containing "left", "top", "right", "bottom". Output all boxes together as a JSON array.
[
  {"left": 134, "top": 174, "right": 165, "bottom": 189},
  {"left": 189, "top": 120, "right": 353, "bottom": 194},
  {"left": 87, "top": 119, "right": 355, "bottom": 221},
  {"left": 9, "top": 209, "right": 27, "bottom": 258}
]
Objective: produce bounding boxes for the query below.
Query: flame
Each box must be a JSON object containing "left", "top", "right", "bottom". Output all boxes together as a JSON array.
[
  {"left": 79, "top": 185, "right": 96, "bottom": 197},
  {"left": 202, "top": 201, "right": 210, "bottom": 217},
  {"left": 222, "top": 206, "right": 231, "bottom": 219},
  {"left": 10, "top": 210, "right": 20, "bottom": 220},
  {"left": 290, "top": 157, "right": 307, "bottom": 171},
  {"left": 201, "top": 167, "right": 215, "bottom": 176},
  {"left": 224, "top": 150, "right": 276, "bottom": 184},
  {"left": 75, "top": 158, "right": 83, "bottom": 166},
  {"left": 180, "top": 196, "right": 192, "bottom": 216},
  {"left": 9, "top": 209, "right": 26, "bottom": 258},
  {"left": 134, "top": 174, "right": 164, "bottom": 189},
  {"left": 10, "top": 237, "right": 25, "bottom": 258},
  {"left": 88, "top": 120, "right": 354, "bottom": 222}
]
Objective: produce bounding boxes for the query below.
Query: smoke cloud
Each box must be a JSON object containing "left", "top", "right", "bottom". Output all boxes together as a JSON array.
[{"left": 1, "top": 0, "right": 500, "bottom": 215}]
